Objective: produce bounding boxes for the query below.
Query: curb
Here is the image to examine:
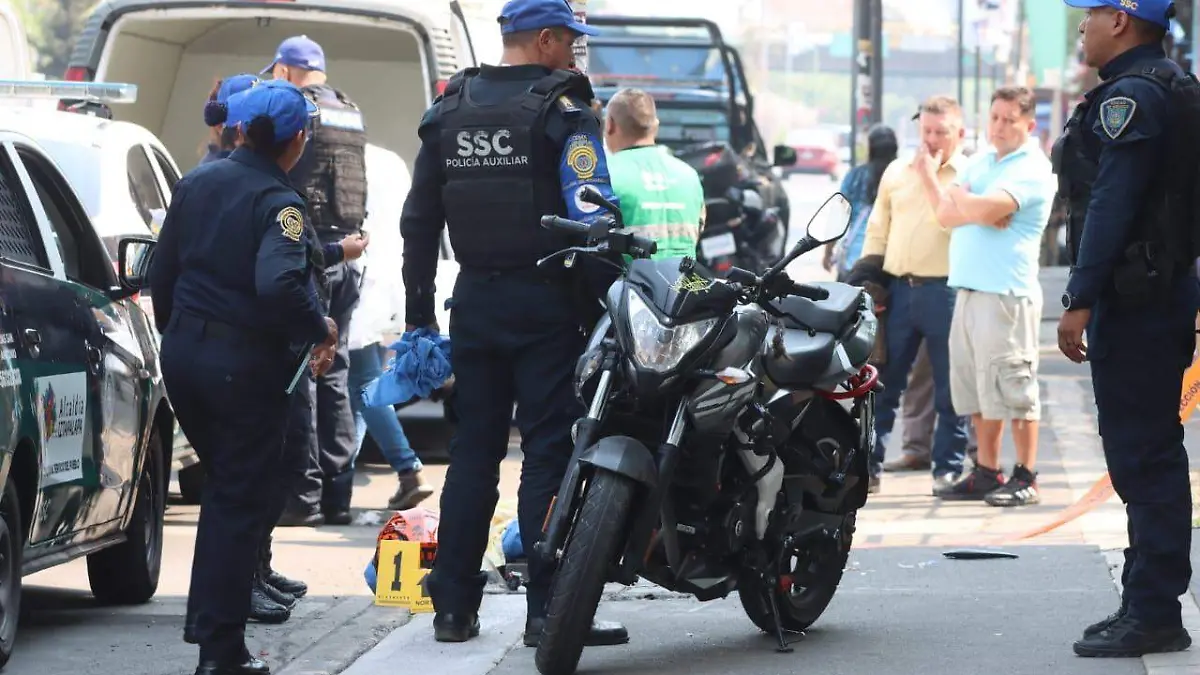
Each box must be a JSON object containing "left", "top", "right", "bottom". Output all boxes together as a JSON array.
[{"left": 270, "top": 597, "right": 413, "bottom": 675}]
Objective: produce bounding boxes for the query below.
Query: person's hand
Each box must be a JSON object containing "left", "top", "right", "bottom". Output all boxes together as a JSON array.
[
  {"left": 309, "top": 343, "right": 336, "bottom": 376},
  {"left": 1057, "top": 308, "right": 1091, "bottom": 363},
  {"left": 340, "top": 232, "right": 370, "bottom": 261},
  {"left": 992, "top": 214, "right": 1013, "bottom": 229},
  {"left": 911, "top": 146, "right": 943, "bottom": 179}
]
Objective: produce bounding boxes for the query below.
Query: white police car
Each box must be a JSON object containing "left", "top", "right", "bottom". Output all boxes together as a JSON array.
[
  {"left": 0, "top": 78, "right": 173, "bottom": 666},
  {"left": 0, "top": 79, "right": 205, "bottom": 502}
]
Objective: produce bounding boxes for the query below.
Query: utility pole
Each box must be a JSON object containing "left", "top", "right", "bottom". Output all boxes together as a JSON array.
[
  {"left": 849, "top": 0, "right": 882, "bottom": 167},
  {"left": 956, "top": 0, "right": 965, "bottom": 105}
]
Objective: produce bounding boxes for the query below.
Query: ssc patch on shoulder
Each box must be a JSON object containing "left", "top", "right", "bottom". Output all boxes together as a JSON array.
[
  {"left": 1099, "top": 96, "right": 1136, "bottom": 139},
  {"left": 566, "top": 134, "right": 599, "bottom": 181},
  {"left": 278, "top": 206, "right": 304, "bottom": 242}
]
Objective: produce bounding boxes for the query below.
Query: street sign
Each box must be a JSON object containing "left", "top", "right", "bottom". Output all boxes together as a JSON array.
[{"left": 374, "top": 539, "right": 437, "bottom": 613}]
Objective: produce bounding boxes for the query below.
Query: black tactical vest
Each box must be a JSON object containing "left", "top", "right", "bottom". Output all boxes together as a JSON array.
[
  {"left": 436, "top": 68, "right": 591, "bottom": 270},
  {"left": 300, "top": 84, "right": 368, "bottom": 236},
  {"left": 1051, "top": 65, "right": 1200, "bottom": 280}
]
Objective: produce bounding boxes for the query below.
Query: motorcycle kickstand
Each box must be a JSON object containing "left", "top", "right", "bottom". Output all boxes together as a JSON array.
[{"left": 764, "top": 577, "right": 801, "bottom": 653}]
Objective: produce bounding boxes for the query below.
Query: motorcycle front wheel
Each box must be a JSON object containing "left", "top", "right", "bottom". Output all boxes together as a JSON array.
[
  {"left": 535, "top": 469, "right": 635, "bottom": 675},
  {"left": 737, "top": 511, "right": 856, "bottom": 633}
]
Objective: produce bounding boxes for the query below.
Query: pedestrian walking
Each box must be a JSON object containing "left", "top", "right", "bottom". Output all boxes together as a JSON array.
[
  {"left": 400, "top": 0, "right": 628, "bottom": 648},
  {"left": 1056, "top": 0, "right": 1200, "bottom": 657},
  {"left": 149, "top": 78, "right": 337, "bottom": 675}
]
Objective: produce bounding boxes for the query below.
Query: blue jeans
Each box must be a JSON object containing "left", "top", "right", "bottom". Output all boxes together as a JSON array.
[
  {"left": 348, "top": 344, "right": 423, "bottom": 474},
  {"left": 870, "top": 278, "right": 968, "bottom": 478}
]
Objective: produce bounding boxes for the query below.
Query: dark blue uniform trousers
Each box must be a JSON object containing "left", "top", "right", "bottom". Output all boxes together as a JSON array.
[
  {"left": 162, "top": 314, "right": 292, "bottom": 661},
  {"left": 287, "top": 261, "right": 360, "bottom": 515},
  {"left": 1090, "top": 279, "right": 1199, "bottom": 626},
  {"left": 427, "top": 270, "right": 585, "bottom": 618}
]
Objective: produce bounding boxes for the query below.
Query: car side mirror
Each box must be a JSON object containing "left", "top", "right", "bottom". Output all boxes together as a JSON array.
[
  {"left": 772, "top": 144, "right": 797, "bottom": 167},
  {"left": 113, "top": 235, "right": 157, "bottom": 298}
]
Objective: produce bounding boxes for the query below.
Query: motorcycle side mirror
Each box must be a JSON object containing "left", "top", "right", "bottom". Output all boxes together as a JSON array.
[
  {"left": 579, "top": 186, "right": 624, "bottom": 227},
  {"left": 805, "top": 192, "right": 852, "bottom": 244}
]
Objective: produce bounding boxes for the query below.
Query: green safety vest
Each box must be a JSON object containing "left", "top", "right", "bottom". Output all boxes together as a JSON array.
[{"left": 607, "top": 145, "right": 704, "bottom": 259}]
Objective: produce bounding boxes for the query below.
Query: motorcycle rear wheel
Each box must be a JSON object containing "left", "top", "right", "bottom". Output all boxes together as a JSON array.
[
  {"left": 737, "top": 511, "right": 856, "bottom": 633},
  {"left": 535, "top": 469, "right": 635, "bottom": 675}
]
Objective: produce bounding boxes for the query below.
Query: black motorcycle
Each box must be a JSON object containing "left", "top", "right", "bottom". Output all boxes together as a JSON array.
[{"left": 531, "top": 188, "right": 880, "bottom": 675}]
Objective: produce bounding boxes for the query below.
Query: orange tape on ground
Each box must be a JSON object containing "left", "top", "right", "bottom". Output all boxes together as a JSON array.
[{"left": 998, "top": 472, "right": 1114, "bottom": 543}]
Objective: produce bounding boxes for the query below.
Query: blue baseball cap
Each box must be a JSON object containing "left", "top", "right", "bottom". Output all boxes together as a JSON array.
[
  {"left": 204, "top": 73, "right": 261, "bottom": 127},
  {"left": 1063, "top": 0, "right": 1175, "bottom": 28},
  {"left": 225, "top": 79, "right": 319, "bottom": 143},
  {"left": 261, "top": 35, "right": 326, "bottom": 74},
  {"left": 497, "top": 0, "right": 600, "bottom": 36}
]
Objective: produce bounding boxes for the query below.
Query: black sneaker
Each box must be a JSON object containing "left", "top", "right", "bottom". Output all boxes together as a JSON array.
[
  {"left": 1073, "top": 615, "right": 1191, "bottom": 657},
  {"left": 934, "top": 466, "right": 1005, "bottom": 500},
  {"left": 985, "top": 464, "right": 1040, "bottom": 507}
]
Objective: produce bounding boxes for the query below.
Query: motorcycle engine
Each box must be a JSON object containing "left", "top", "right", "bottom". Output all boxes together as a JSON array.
[{"left": 706, "top": 497, "right": 758, "bottom": 558}]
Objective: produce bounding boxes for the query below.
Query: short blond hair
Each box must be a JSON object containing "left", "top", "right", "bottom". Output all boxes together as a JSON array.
[
  {"left": 607, "top": 88, "right": 658, "bottom": 136},
  {"left": 919, "top": 95, "right": 962, "bottom": 117}
]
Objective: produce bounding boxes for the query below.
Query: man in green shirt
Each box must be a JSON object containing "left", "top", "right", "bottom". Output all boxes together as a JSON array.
[{"left": 603, "top": 88, "right": 705, "bottom": 259}]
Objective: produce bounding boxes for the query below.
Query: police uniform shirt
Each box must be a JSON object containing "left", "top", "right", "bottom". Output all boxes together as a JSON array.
[
  {"left": 148, "top": 147, "right": 330, "bottom": 346},
  {"left": 1065, "top": 42, "right": 1178, "bottom": 307},
  {"left": 399, "top": 64, "right": 619, "bottom": 327}
]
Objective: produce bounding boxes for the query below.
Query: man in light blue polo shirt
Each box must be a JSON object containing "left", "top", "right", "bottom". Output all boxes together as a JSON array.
[{"left": 931, "top": 86, "right": 1056, "bottom": 507}]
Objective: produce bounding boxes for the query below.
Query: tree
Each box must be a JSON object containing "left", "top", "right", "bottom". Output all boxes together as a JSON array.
[{"left": 12, "top": 0, "right": 95, "bottom": 76}]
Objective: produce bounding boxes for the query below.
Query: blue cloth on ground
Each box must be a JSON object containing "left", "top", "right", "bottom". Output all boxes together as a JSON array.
[
  {"left": 502, "top": 518, "right": 524, "bottom": 560},
  {"left": 361, "top": 328, "right": 452, "bottom": 408},
  {"left": 364, "top": 559, "right": 377, "bottom": 592}
]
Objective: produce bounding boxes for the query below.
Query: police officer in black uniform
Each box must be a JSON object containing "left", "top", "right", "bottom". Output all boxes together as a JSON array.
[
  {"left": 401, "top": 0, "right": 629, "bottom": 647},
  {"left": 1056, "top": 0, "right": 1200, "bottom": 658},
  {"left": 264, "top": 35, "right": 368, "bottom": 526},
  {"left": 150, "top": 79, "right": 337, "bottom": 675}
]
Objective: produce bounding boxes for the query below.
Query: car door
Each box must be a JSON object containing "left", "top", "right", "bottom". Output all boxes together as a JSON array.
[{"left": 11, "top": 139, "right": 148, "bottom": 533}]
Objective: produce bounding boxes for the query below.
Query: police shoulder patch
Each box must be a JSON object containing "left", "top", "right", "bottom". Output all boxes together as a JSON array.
[
  {"left": 1099, "top": 96, "right": 1137, "bottom": 140},
  {"left": 277, "top": 206, "right": 304, "bottom": 242},
  {"left": 565, "top": 133, "right": 599, "bottom": 181}
]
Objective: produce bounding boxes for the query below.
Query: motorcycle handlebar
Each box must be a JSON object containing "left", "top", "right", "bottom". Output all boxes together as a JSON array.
[
  {"left": 725, "top": 265, "right": 831, "bottom": 302},
  {"left": 539, "top": 215, "right": 659, "bottom": 257}
]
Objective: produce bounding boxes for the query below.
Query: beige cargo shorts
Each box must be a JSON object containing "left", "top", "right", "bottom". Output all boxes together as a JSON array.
[{"left": 949, "top": 289, "right": 1041, "bottom": 421}]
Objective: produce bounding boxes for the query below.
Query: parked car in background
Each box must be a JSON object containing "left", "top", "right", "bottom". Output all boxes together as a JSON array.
[
  {"left": 0, "top": 79, "right": 173, "bottom": 667},
  {"left": 784, "top": 128, "right": 840, "bottom": 180}
]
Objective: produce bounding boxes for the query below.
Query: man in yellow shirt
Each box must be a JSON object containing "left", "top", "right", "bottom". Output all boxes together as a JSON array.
[{"left": 860, "top": 95, "right": 971, "bottom": 494}]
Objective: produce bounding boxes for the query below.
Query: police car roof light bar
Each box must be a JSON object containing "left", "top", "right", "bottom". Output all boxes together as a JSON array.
[{"left": 0, "top": 80, "right": 138, "bottom": 104}]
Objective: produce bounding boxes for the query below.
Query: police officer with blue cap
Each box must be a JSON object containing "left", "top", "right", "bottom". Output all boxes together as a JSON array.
[
  {"left": 201, "top": 73, "right": 260, "bottom": 164},
  {"left": 263, "top": 34, "right": 368, "bottom": 527},
  {"left": 149, "top": 78, "right": 338, "bottom": 675},
  {"left": 401, "top": 0, "right": 629, "bottom": 648},
  {"left": 1055, "top": 0, "right": 1200, "bottom": 658}
]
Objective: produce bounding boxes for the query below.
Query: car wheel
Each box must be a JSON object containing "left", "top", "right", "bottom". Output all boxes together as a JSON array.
[
  {"left": 0, "top": 480, "right": 24, "bottom": 669},
  {"left": 177, "top": 462, "right": 205, "bottom": 505},
  {"left": 87, "top": 431, "right": 164, "bottom": 604}
]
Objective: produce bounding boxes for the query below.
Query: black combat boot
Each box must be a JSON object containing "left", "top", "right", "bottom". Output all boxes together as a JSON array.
[
  {"left": 523, "top": 616, "right": 629, "bottom": 648},
  {"left": 433, "top": 613, "right": 480, "bottom": 642}
]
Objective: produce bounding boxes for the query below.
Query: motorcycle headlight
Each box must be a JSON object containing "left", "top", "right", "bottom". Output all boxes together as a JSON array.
[{"left": 625, "top": 288, "right": 718, "bottom": 373}]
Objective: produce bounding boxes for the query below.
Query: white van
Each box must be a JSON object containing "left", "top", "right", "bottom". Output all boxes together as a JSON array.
[
  {"left": 0, "top": 0, "right": 32, "bottom": 79},
  {"left": 65, "top": 0, "right": 480, "bottom": 172}
]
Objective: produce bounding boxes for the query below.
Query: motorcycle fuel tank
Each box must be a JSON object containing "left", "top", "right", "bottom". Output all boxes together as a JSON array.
[{"left": 688, "top": 305, "right": 769, "bottom": 434}]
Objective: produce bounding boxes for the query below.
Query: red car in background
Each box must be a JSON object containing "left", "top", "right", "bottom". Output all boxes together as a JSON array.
[{"left": 783, "top": 128, "right": 841, "bottom": 181}]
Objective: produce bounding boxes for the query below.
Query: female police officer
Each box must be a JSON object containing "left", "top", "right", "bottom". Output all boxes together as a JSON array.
[
  {"left": 149, "top": 78, "right": 337, "bottom": 675},
  {"left": 200, "top": 73, "right": 260, "bottom": 164}
]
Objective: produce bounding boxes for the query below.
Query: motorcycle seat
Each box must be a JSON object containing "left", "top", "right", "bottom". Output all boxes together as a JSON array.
[{"left": 767, "top": 282, "right": 863, "bottom": 335}]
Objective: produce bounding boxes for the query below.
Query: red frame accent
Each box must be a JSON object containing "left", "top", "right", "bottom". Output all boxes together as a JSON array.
[{"left": 816, "top": 364, "right": 878, "bottom": 401}]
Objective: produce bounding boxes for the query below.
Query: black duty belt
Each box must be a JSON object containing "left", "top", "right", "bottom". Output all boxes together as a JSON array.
[
  {"left": 460, "top": 266, "right": 568, "bottom": 284},
  {"left": 167, "top": 313, "right": 277, "bottom": 345},
  {"left": 897, "top": 275, "right": 948, "bottom": 287}
]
